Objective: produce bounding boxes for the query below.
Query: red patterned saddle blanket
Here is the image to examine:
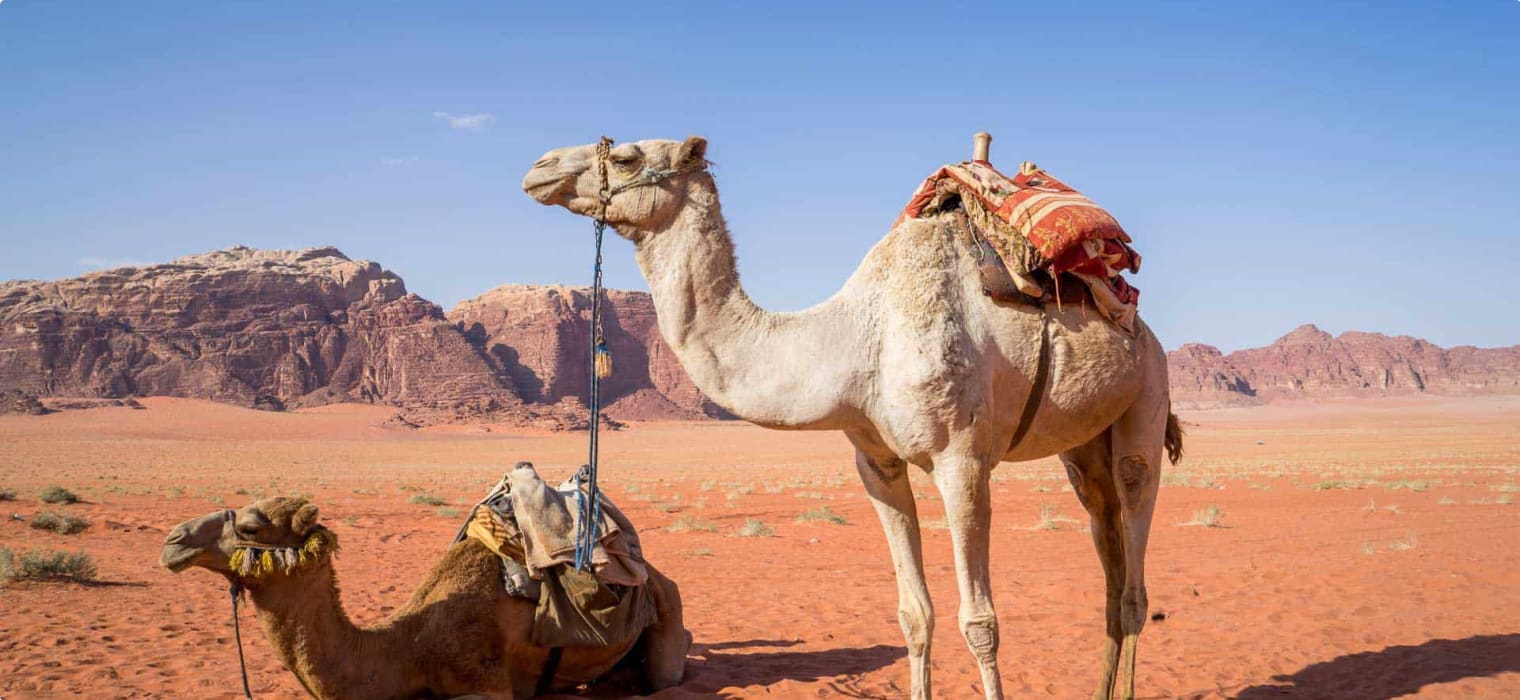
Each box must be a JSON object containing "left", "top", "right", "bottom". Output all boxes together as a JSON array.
[{"left": 896, "top": 160, "right": 1141, "bottom": 330}]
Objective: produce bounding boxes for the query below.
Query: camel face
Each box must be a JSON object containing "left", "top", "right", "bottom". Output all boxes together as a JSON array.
[
  {"left": 522, "top": 137, "right": 708, "bottom": 235},
  {"left": 160, "top": 497, "right": 320, "bottom": 575}
]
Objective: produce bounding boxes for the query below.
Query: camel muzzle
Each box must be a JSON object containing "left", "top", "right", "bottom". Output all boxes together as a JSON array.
[{"left": 160, "top": 511, "right": 227, "bottom": 572}]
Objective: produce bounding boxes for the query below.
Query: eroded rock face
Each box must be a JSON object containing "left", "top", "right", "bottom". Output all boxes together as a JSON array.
[
  {"left": 1167, "top": 324, "right": 1520, "bottom": 408},
  {"left": 448, "top": 284, "right": 733, "bottom": 422},
  {"left": 0, "top": 246, "right": 581, "bottom": 427}
]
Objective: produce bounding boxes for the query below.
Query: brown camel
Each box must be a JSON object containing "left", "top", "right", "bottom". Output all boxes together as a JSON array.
[
  {"left": 160, "top": 497, "right": 688, "bottom": 699},
  {"left": 523, "top": 136, "right": 1183, "bottom": 700}
]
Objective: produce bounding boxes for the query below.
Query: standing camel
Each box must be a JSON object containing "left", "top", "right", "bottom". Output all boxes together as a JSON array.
[{"left": 522, "top": 136, "right": 1182, "bottom": 700}]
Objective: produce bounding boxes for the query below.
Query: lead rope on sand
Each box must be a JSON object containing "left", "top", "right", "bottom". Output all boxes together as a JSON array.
[{"left": 230, "top": 581, "right": 253, "bottom": 699}]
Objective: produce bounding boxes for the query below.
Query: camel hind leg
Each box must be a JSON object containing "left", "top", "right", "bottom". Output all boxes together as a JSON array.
[
  {"left": 639, "top": 566, "right": 690, "bottom": 690},
  {"left": 1107, "top": 388, "right": 1171, "bottom": 700},
  {"left": 1061, "top": 431, "right": 1126, "bottom": 700}
]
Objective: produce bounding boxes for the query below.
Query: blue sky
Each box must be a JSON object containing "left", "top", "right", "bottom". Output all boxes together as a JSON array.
[{"left": 2, "top": 1, "right": 1516, "bottom": 352}]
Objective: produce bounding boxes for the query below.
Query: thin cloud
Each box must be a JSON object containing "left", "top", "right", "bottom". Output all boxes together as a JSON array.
[
  {"left": 381, "top": 156, "right": 421, "bottom": 166},
  {"left": 432, "top": 111, "right": 495, "bottom": 131},
  {"left": 78, "top": 256, "right": 150, "bottom": 270}
]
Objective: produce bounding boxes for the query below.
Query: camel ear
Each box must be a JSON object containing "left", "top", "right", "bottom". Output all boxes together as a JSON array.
[
  {"left": 676, "top": 136, "right": 707, "bottom": 168},
  {"left": 291, "top": 502, "right": 320, "bottom": 536}
]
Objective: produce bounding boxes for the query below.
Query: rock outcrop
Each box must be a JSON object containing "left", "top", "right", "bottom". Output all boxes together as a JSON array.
[
  {"left": 0, "top": 246, "right": 581, "bottom": 427},
  {"left": 448, "top": 285, "right": 732, "bottom": 422},
  {"left": 1167, "top": 324, "right": 1520, "bottom": 408}
]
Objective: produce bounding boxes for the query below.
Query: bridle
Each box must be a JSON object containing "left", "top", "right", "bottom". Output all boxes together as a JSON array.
[{"left": 591, "top": 135, "right": 709, "bottom": 222}]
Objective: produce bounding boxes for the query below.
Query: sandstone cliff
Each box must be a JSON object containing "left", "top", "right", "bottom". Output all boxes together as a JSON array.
[
  {"left": 6, "top": 247, "right": 1517, "bottom": 423},
  {"left": 448, "top": 284, "right": 732, "bottom": 421},
  {"left": 0, "top": 246, "right": 581, "bottom": 427},
  {"left": 1166, "top": 324, "right": 1520, "bottom": 408}
]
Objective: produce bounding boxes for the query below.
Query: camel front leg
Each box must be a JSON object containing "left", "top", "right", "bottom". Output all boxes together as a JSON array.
[
  {"left": 934, "top": 450, "right": 1004, "bottom": 700},
  {"left": 853, "top": 447, "right": 934, "bottom": 700}
]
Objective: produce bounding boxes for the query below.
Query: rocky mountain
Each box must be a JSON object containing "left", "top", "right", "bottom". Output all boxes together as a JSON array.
[
  {"left": 448, "top": 285, "right": 731, "bottom": 422},
  {"left": 1166, "top": 324, "right": 1520, "bottom": 408},
  {"left": 0, "top": 246, "right": 580, "bottom": 427}
]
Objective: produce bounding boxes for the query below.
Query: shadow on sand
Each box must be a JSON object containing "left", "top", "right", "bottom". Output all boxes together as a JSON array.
[
  {"left": 681, "top": 638, "right": 906, "bottom": 697},
  {"left": 1232, "top": 634, "right": 1520, "bottom": 699}
]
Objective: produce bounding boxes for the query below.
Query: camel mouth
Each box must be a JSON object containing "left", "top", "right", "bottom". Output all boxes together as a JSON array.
[
  {"left": 159, "top": 544, "right": 200, "bottom": 573},
  {"left": 521, "top": 170, "right": 572, "bottom": 205}
]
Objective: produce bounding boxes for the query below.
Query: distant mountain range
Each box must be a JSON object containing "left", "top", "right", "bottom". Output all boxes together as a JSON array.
[
  {"left": 1167, "top": 324, "right": 1520, "bottom": 408},
  {"left": 3, "top": 246, "right": 1516, "bottom": 423}
]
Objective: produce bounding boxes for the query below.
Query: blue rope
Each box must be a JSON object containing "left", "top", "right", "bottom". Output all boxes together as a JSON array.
[{"left": 573, "top": 218, "right": 607, "bottom": 571}]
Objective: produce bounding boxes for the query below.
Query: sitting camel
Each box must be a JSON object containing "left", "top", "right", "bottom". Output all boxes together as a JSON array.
[{"left": 160, "top": 497, "right": 688, "bottom": 699}]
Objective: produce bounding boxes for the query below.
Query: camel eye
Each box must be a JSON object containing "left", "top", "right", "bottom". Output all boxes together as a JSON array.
[{"left": 609, "top": 151, "right": 640, "bottom": 166}]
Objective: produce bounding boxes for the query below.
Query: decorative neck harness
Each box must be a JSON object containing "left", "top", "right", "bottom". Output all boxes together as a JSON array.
[{"left": 225, "top": 510, "right": 340, "bottom": 581}]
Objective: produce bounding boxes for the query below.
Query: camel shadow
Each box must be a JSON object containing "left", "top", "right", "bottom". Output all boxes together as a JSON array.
[
  {"left": 684, "top": 639, "right": 906, "bottom": 697},
  {"left": 1232, "top": 634, "right": 1520, "bottom": 699}
]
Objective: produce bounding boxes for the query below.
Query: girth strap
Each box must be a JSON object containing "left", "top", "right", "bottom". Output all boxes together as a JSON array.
[{"left": 1007, "top": 313, "right": 1052, "bottom": 452}]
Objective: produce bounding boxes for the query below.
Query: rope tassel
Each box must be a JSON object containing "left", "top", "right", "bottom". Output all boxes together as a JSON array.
[{"left": 594, "top": 338, "right": 612, "bottom": 379}]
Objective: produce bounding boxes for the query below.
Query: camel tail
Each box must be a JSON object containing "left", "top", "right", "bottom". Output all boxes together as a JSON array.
[{"left": 1164, "top": 410, "right": 1184, "bottom": 465}]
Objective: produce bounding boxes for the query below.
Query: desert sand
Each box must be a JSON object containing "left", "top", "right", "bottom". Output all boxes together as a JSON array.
[{"left": 2, "top": 396, "right": 1518, "bottom": 699}]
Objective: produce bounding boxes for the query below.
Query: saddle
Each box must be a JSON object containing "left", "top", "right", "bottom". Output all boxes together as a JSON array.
[
  {"left": 898, "top": 160, "right": 1142, "bottom": 331},
  {"left": 455, "top": 463, "right": 655, "bottom": 648}
]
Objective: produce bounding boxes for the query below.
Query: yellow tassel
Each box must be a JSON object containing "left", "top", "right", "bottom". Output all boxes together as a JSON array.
[{"left": 594, "top": 339, "right": 612, "bottom": 379}]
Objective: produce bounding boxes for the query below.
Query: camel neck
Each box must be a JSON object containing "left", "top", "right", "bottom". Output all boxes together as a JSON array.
[
  {"left": 248, "top": 562, "right": 404, "bottom": 700},
  {"left": 630, "top": 179, "right": 862, "bottom": 429}
]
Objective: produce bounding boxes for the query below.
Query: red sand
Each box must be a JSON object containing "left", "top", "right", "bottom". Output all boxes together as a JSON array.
[{"left": 2, "top": 396, "right": 1518, "bottom": 698}]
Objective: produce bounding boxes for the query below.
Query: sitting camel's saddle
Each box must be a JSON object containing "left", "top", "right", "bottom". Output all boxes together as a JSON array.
[{"left": 453, "top": 462, "right": 655, "bottom": 649}]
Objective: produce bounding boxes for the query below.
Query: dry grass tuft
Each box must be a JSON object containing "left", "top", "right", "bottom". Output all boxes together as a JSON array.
[
  {"left": 736, "top": 518, "right": 774, "bottom": 538},
  {"left": 1180, "top": 504, "right": 1225, "bottom": 528},
  {"left": 0, "top": 488, "right": 16, "bottom": 502},
  {"left": 667, "top": 515, "right": 720, "bottom": 533},
  {"left": 795, "top": 506, "right": 848, "bottom": 525},
  {"left": 408, "top": 493, "right": 448, "bottom": 507},
  {"left": 1034, "top": 503, "right": 1079, "bottom": 531}
]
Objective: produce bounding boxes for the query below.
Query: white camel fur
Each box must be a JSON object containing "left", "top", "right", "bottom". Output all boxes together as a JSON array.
[{"left": 523, "top": 136, "right": 1182, "bottom": 700}]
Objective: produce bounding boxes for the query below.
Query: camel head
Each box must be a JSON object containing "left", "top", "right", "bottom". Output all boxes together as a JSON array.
[
  {"left": 522, "top": 136, "right": 709, "bottom": 238},
  {"left": 160, "top": 497, "right": 336, "bottom": 583}
]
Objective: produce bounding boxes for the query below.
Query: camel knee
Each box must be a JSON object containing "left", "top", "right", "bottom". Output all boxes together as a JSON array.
[
  {"left": 1116, "top": 455, "right": 1151, "bottom": 504},
  {"left": 1119, "top": 587, "right": 1148, "bottom": 634},
  {"left": 959, "top": 615, "right": 1000, "bottom": 664},
  {"left": 898, "top": 606, "right": 933, "bottom": 658}
]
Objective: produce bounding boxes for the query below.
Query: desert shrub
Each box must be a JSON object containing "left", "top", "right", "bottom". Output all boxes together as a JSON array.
[
  {"left": 0, "top": 547, "right": 97, "bottom": 583},
  {"left": 408, "top": 493, "right": 448, "bottom": 507},
  {"left": 667, "top": 515, "right": 719, "bottom": 533},
  {"left": 0, "top": 488, "right": 16, "bottom": 501},
  {"left": 31, "top": 511, "right": 91, "bottom": 535},
  {"left": 736, "top": 518, "right": 774, "bottom": 538},
  {"left": 38, "top": 486, "right": 79, "bottom": 505},
  {"left": 435, "top": 507, "right": 461, "bottom": 519},
  {"left": 795, "top": 506, "right": 848, "bottom": 525}
]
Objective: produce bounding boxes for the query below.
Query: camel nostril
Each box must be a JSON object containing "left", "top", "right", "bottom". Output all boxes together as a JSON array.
[{"left": 533, "top": 157, "right": 558, "bottom": 169}]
